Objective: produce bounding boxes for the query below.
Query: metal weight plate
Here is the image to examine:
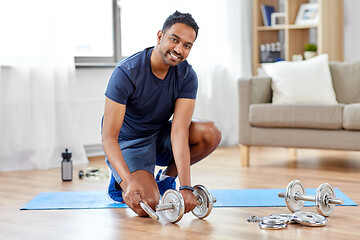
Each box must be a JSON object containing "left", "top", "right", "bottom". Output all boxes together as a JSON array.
[
  {"left": 162, "top": 189, "right": 184, "bottom": 223},
  {"left": 259, "top": 216, "right": 288, "bottom": 230},
  {"left": 191, "top": 185, "right": 214, "bottom": 219},
  {"left": 285, "top": 180, "right": 305, "bottom": 212},
  {"left": 261, "top": 216, "right": 287, "bottom": 225},
  {"left": 259, "top": 222, "right": 288, "bottom": 230},
  {"left": 139, "top": 201, "right": 159, "bottom": 221},
  {"left": 315, "top": 183, "right": 335, "bottom": 216},
  {"left": 293, "top": 212, "right": 328, "bottom": 227},
  {"left": 269, "top": 213, "right": 296, "bottom": 224}
]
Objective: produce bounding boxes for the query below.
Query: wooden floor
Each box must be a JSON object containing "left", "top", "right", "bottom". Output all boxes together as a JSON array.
[{"left": 1, "top": 146, "right": 360, "bottom": 240}]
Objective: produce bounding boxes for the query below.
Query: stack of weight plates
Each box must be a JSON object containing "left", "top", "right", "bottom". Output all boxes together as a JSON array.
[{"left": 248, "top": 212, "right": 328, "bottom": 230}]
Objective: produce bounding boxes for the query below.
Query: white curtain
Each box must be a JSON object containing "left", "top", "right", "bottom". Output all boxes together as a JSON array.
[
  {"left": 0, "top": 0, "right": 88, "bottom": 171},
  {"left": 120, "top": 0, "right": 253, "bottom": 145},
  {"left": 186, "top": 0, "right": 253, "bottom": 146}
]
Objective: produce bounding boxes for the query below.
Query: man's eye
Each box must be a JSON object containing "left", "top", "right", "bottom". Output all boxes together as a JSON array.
[
  {"left": 170, "top": 37, "right": 178, "bottom": 42},
  {"left": 185, "top": 44, "right": 192, "bottom": 49}
]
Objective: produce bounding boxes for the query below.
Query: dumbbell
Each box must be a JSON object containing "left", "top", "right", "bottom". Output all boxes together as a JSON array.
[
  {"left": 140, "top": 184, "right": 217, "bottom": 223},
  {"left": 278, "top": 180, "right": 343, "bottom": 216}
]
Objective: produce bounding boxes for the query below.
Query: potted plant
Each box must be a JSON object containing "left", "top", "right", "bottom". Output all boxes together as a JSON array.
[{"left": 304, "top": 43, "right": 317, "bottom": 60}]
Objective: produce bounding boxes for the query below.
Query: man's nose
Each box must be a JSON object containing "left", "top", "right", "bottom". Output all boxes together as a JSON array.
[{"left": 174, "top": 43, "right": 183, "bottom": 55}]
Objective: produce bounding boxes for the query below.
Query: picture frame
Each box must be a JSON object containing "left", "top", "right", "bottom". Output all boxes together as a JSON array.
[
  {"left": 271, "top": 12, "right": 286, "bottom": 26},
  {"left": 295, "top": 3, "right": 319, "bottom": 25}
]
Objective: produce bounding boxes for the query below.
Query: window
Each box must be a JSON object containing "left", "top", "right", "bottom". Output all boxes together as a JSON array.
[
  {"left": 74, "top": 0, "right": 120, "bottom": 66},
  {"left": 119, "top": 0, "right": 175, "bottom": 56},
  {"left": 74, "top": 0, "right": 177, "bottom": 67}
]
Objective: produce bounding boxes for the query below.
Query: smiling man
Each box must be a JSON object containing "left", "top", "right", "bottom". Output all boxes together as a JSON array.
[{"left": 101, "top": 11, "right": 221, "bottom": 217}]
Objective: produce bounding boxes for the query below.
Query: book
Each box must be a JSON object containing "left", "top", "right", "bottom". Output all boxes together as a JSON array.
[{"left": 261, "top": 5, "right": 275, "bottom": 26}]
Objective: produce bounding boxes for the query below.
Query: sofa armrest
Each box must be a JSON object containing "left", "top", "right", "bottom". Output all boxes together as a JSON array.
[{"left": 238, "top": 77, "right": 272, "bottom": 145}]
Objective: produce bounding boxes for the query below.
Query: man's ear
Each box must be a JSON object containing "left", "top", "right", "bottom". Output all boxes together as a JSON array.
[{"left": 157, "top": 30, "right": 163, "bottom": 44}]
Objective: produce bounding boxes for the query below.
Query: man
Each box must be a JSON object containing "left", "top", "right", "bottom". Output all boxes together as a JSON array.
[{"left": 102, "top": 11, "right": 221, "bottom": 217}]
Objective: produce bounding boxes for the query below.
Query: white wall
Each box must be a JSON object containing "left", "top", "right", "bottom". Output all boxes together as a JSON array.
[
  {"left": 344, "top": 0, "right": 360, "bottom": 62},
  {"left": 74, "top": 1, "right": 360, "bottom": 155}
]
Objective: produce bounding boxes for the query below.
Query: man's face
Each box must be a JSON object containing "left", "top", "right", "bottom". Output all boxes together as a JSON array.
[{"left": 157, "top": 23, "right": 196, "bottom": 67}]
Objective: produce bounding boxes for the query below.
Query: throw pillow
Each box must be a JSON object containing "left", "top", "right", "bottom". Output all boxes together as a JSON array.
[
  {"left": 329, "top": 61, "right": 360, "bottom": 104},
  {"left": 262, "top": 54, "right": 338, "bottom": 104}
]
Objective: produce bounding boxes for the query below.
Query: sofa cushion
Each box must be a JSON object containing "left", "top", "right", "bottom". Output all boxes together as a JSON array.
[
  {"left": 343, "top": 104, "right": 360, "bottom": 130},
  {"left": 261, "top": 54, "right": 338, "bottom": 105},
  {"left": 329, "top": 61, "right": 360, "bottom": 104},
  {"left": 249, "top": 104, "right": 344, "bottom": 130}
]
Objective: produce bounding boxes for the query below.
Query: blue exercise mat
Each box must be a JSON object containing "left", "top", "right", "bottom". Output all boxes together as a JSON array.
[
  {"left": 20, "top": 188, "right": 357, "bottom": 210},
  {"left": 211, "top": 188, "right": 357, "bottom": 207}
]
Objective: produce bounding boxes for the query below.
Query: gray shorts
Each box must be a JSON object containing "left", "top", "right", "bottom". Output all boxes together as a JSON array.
[{"left": 106, "top": 121, "right": 174, "bottom": 184}]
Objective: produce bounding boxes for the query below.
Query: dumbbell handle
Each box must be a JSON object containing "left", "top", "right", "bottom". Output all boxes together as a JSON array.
[
  {"left": 155, "top": 195, "right": 217, "bottom": 213},
  {"left": 156, "top": 196, "right": 208, "bottom": 211},
  {"left": 278, "top": 192, "right": 343, "bottom": 205},
  {"left": 156, "top": 203, "right": 176, "bottom": 211}
]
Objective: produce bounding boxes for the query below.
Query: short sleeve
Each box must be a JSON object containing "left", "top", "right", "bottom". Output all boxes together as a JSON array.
[
  {"left": 177, "top": 67, "right": 198, "bottom": 99},
  {"left": 105, "top": 67, "right": 135, "bottom": 104}
]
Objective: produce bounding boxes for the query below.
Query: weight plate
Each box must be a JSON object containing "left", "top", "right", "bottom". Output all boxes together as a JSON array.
[
  {"left": 140, "top": 201, "right": 159, "bottom": 221},
  {"left": 285, "top": 180, "right": 305, "bottom": 212},
  {"left": 293, "top": 211, "right": 328, "bottom": 227},
  {"left": 259, "top": 222, "right": 287, "bottom": 230},
  {"left": 162, "top": 189, "right": 184, "bottom": 223},
  {"left": 316, "top": 183, "right": 335, "bottom": 216},
  {"left": 191, "top": 185, "right": 214, "bottom": 219},
  {"left": 261, "top": 216, "right": 287, "bottom": 225},
  {"left": 269, "top": 213, "right": 296, "bottom": 224}
]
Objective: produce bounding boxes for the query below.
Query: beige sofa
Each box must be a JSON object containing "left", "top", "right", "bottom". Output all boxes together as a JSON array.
[{"left": 238, "top": 61, "right": 360, "bottom": 166}]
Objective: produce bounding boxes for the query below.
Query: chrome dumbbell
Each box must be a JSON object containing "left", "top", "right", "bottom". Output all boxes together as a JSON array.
[
  {"left": 140, "top": 184, "right": 216, "bottom": 223},
  {"left": 278, "top": 180, "right": 343, "bottom": 216}
]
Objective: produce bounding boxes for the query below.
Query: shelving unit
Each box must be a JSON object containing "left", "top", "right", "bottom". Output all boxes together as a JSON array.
[{"left": 252, "top": 0, "right": 344, "bottom": 75}]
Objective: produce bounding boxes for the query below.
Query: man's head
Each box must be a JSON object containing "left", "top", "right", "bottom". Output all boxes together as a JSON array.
[
  {"left": 155, "top": 11, "right": 199, "bottom": 67},
  {"left": 162, "top": 11, "right": 199, "bottom": 40}
]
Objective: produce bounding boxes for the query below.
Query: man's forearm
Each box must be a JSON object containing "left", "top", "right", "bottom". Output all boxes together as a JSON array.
[
  {"left": 171, "top": 129, "right": 191, "bottom": 187},
  {"left": 103, "top": 138, "right": 132, "bottom": 184}
]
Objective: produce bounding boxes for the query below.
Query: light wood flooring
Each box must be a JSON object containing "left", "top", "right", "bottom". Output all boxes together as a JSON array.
[{"left": 1, "top": 146, "right": 360, "bottom": 240}]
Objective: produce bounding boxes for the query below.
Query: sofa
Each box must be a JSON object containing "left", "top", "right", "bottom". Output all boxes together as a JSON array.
[{"left": 238, "top": 55, "right": 360, "bottom": 166}]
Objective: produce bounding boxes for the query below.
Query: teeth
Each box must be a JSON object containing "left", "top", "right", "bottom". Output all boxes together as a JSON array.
[{"left": 170, "top": 52, "right": 179, "bottom": 59}]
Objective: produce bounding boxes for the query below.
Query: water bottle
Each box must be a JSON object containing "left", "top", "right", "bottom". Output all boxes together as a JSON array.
[{"left": 61, "top": 148, "right": 73, "bottom": 181}]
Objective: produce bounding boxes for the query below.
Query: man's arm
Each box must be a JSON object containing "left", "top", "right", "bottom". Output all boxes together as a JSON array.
[
  {"left": 101, "top": 97, "right": 144, "bottom": 207},
  {"left": 171, "top": 98, "right": 197, "bottom": 212}
]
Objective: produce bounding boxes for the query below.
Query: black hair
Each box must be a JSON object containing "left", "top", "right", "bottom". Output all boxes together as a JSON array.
[{"left": 162, "top": 11, "right": 199, "bottom": 39}]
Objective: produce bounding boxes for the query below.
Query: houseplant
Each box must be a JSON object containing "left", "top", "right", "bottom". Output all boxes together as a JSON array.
[{"left": 304, "top": 43, "right": 317, "bottom": 60}]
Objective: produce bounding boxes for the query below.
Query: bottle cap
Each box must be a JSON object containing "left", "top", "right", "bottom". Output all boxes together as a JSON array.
[{"left": 62, "top": 148, "right": 72, "bottom": 160}]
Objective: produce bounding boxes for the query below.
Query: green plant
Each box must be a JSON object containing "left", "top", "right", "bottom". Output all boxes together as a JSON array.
[{"left": 304, "top": 43, "right": 317, "bottom": 52}]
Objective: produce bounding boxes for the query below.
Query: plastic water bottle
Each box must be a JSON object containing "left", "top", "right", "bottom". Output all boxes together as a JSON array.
[{"left": 61, "top": 148, "right": 73, "bottom": 181}]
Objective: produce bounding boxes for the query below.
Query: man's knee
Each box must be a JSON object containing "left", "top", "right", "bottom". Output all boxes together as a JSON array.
[
  {"left": 145, "top": 197, "right": 160, "bottom": 210},
  {"left": 203, "top": 121, "right": 221, "bottom": 147},
  {"left": 191, "top": 121, "right": 221, "bottom": 147}
]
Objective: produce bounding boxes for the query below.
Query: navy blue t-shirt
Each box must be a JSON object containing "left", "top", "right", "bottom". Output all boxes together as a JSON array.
[{"left": 105, "top": 47, "right": 198, "bottom": 140}]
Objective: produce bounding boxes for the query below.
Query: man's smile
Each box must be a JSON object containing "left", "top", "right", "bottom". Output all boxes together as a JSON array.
[
  {"left": 168, "top": 51, "right": 182, "bottom": 61},
  {"left": 170, "top": 52, "right": 180, "bottom": 59}
]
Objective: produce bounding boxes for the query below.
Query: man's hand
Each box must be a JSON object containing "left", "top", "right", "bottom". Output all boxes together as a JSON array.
[
  {"left": 180, "top": 189, "right": 197, "bottom": 213},
  {"left": 121, "top": 179, "right": 146, "bottom": 209}
]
